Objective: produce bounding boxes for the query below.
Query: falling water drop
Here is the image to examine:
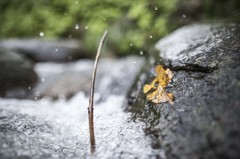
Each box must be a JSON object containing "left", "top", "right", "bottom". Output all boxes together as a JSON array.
[
  {"left": 154, "top": 6, "right": 158, "bottom": 11},
  {"left": 85, "top": 26, "right": 88, "bottom": 30},
  {"left": 55, "top": 48, "right": 58, "bottom": 52},
  {"left": 75, "top": 24, "right": 79, "bottom": 30},
  {"left": 149, "top": 35, "right": 153, "bottom": 39},
  {"left": 130, "top": 43, "right": 133, "bottom": 46},
  {"left": 39, "top": 32, "right": 44, "bottom": 37},
  {"left": 182, "top": 14, "right": 186, "bottom": 18},
  {"left": 140, "top": 51, "right": 144, "bottom": 55}
]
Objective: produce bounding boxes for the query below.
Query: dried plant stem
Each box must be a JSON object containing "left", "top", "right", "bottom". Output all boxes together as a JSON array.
[{"left": 88, "top": 30, "right": 108, "bottom": 154}]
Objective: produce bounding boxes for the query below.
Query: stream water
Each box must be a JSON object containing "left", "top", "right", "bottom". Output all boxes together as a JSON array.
[{"left": 0, "top": 56, "right": 165, "bottom": 159}]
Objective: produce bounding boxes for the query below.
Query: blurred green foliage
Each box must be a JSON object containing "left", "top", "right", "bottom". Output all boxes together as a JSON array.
[{"left": 0, "top": 0, "right": 239, "bottom": 56}]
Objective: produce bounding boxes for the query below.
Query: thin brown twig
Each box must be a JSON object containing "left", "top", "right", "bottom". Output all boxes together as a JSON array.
[{"left": 88, "top": 30, "right": 108, "bottom": 154}]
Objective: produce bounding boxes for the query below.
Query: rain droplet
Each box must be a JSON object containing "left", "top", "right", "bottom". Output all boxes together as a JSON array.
[
  {"left": 154, "top": 6, "right": 158, "bottom": 11},
  {"left": 39, "top": 32, "right": 44, "bottom": 37},
  {"left": 41, "top": 78, "right": 45, "bottom": 82},
  {"left": 149, "top": 35, "right": 153, "bottom": 39},
  {"left": 134, "top": 61, "right": 137, "bottom": 64},
  {"left": 75, "top": 1, "right": 79, "bottom": 5},
  {"left": 85, "top": 26, "right": 88, "bottom": 30},
  {"left": 34, "top": 97, "right": 37, "bottom": 100},
  {"left": 75, "top": 24, "right": 79, "bottom": 30},
  {"left": 55, "top": 48, "right": 58, "bottom": 52},
  {"left": 182, "top": 14, "right": 186, "bottom": 18},
  {"left": 140, "top": 51, "right": 144, "bottom": 55},
  {"left": 28, "top": 87, "right": 31, "bottom": 90},
  {"left": 130, "top": 43, "right": 133, "bottom": 46}
]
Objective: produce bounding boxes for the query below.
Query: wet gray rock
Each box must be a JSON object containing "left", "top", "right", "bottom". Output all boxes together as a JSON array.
[
  {"left": 0, "top": 47, "right": 38, "bottom": 96},
  {"left": 128, "top": 23, "right": 240, "bottom": 159},
  {"left": 31, "top": 60, "right": 93, "bottom": 100},
  {"left": 30, "top": 56, "right": 144, "bottom": 100},
  {"left": 0, "top": 39, "right": 89, "bottom": 62}
]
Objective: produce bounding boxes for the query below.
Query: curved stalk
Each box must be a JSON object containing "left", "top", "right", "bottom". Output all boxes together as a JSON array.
[{"left": 88, "top": 30, "right": 108, "bottom": 153}]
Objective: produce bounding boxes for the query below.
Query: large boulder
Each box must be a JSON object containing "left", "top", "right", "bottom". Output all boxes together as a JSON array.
[
  {"left": 0, "top": 39, "right": 90, "bottom": 62},
  {"left": 0, "top": 47, "right": 38, "bottom": 96},
  {"left": 30, "top": 56, "right": 144, "bottom": 100},
  {"left": 128, "top": 23, "right": 240, "bottom": 159}
]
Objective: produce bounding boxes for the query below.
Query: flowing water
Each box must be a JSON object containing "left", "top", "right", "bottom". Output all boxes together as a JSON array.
[{"left": 0, "top": 56, "right": 165, "bottom": 159}]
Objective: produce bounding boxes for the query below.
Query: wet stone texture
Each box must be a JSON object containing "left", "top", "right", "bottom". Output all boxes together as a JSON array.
[{"left": 128, "top": 23, "right": 240, "bottom": 159}]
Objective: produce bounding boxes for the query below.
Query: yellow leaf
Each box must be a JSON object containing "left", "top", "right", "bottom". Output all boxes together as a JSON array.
[
  {"left": 143, "top": 84, "right": 152, "bottom": 93},
  {"left": 143, "top": 65, "right": 174, "bottom": 105},
  {"left": 165, "top": 68, "right": 174, "bottom": 80}
]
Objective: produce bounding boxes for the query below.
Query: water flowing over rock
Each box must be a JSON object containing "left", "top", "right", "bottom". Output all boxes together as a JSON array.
[
  {"left": 0, "top": 56, "right": 165, "bottom": 159},
  {"left": 128, "top": 23, "right": 240, "bottom": 159}
]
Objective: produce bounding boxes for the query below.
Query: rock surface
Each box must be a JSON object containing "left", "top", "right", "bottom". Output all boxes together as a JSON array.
[
  {"left": 0, "top": 39, "right": 89, "bottom": 62},
  {"left": 128, "top": 23, "right": 240, "bottom": 159},
  {"left": 0, "top": 47, "right": 38, "bottom": 96},
  {"left": 30, "top": 56, "right": 144, "bottom": 100}
]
